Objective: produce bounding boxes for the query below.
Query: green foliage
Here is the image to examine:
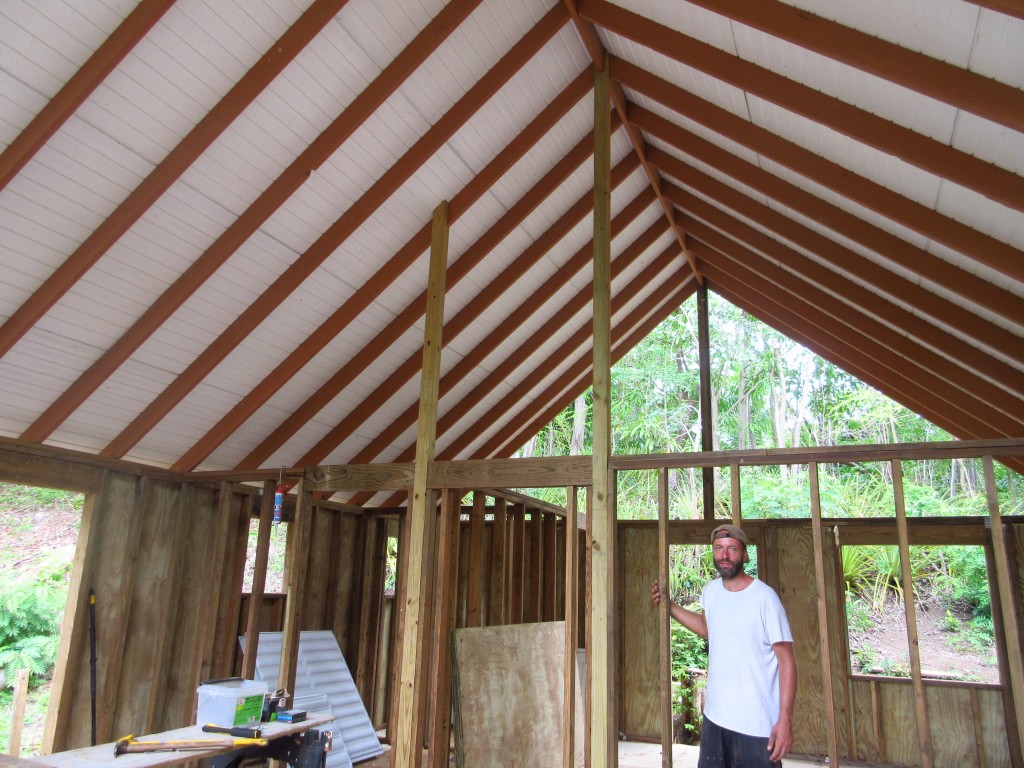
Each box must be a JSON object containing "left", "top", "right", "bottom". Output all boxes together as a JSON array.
[
  {"left": 0, "top": 483, "right": 82, "bottom": 513},
  {"left": 932, "top": 546, "right": 991, "bottom": 617},
  {"left": 0, "top": 570, "right": 64, "bottom": 687}
]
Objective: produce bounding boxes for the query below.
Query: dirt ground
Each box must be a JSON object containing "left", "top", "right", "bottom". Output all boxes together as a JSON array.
[{"left": 848, "top": 596, "right": 1000, "bottom": 684}]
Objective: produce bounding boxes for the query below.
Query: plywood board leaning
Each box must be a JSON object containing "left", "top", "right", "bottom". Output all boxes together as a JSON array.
[{"left": 452, "top": 621, "right": 584, "bottom": 768}]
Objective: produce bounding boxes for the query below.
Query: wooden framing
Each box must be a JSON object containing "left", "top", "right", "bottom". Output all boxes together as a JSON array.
[
  {"left": 392, "top": 200, "right": 449, "bottom": 768},
  {"left": 4, "top": 435, "right": 1023, "bottom": 767},
  {"left": 591, "top": 53, "right": 617, "bottom": 768}
]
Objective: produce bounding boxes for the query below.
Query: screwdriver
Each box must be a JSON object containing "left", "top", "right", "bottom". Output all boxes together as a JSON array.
[{"left": 201, "top": 724, "right": 263, "bottom": 738}]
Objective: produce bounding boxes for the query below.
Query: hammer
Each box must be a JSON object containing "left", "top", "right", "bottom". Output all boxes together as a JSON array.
[{"left": 113, "top": 733, "right": 268, "bottom": 756}]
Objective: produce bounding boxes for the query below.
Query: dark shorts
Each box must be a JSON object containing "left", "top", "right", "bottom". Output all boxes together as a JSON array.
[{"left": 698, "top": 716, "right": 782, "bottom": 768}]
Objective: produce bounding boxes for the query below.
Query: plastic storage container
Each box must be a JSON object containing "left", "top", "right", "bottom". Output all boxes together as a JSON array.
[{"left": 196, "top": 678, "right": 268, "bottom": 727}]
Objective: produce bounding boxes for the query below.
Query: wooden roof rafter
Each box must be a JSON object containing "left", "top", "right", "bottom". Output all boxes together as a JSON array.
[
  {"left": 97, "top": 4, "right": 570, "bottom": 460},
  {"left": 20, "top": 0, "right": 479, "bottom": 445},
  {"left": 171, "top": 69, "right": 595, "bottom": 472},
  {"left": 291, "top": 151, "right": 643, "bottom": 473},
  {"left": 349, "top": 202, "right": 673, "bottom": 507}
]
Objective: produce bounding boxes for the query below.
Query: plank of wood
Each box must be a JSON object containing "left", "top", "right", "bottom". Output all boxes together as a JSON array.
[
  {"left": 590, "top": 55, "right": 616, "bottom": 768},
  {"left": 892, "top": 459, "right": 933, "bottom": 768},
  {"left": 489, "top": 498, "right": 507, "bottom": 625},
  {"left": 808, "top": 463, "right": 839, "bottom": 766},
  {"left": 427, "top": 489, "right": 461, "bottom": 768},
  {"left": 241, "top": 481, "right": 276, "bottom": 679},
  {"left": 452, "top": 623, "right": 583, "bottom": 768},
  {"left": 279, "top": 481, "right": 313, "bottom": 698},
  {"left": 466, "top": 492, "right": 485, "bottom": 627},
  {"left": 392, "top": 201, "right": 448, "bottom": 768},
  {"left": 7, "top": 668, "right": 30, "bottom": 756},
  {"left": 983, "top": 455, "right": 1024, "bottom": 756},
  {"left": 563, "top": 487, "right": 579, "bottom": 768},
  {"left": 657, "top": 468, "right": 672, "bottom": 768}
]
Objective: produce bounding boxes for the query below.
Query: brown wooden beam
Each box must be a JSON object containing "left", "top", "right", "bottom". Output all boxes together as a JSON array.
[
  {"left": 0, "top": 0, "right": 177, "bottom": 193},
  {"left": 681, "top": 0, "right": 1024, "bottom": 132},
  {"left": 339, "top": 180, "right": 654, "bottom": 506},
  {"left": 100, "top": 5, "right": 568, "bottom": 459},
  {"left": 654, "top": 160, "right": 1023, "bottom": 362},
  {"left": 688, "top": 236, "right": 1024, "bottom": 426},
  {"left": 667, "top": 189, "right": 1024, "bottom": 401},
  {"left": 175, "top": 70, "right": 592, "bottom": 471},
  {"left": 581, "top": 0, "right": 1024, "bottom": 213}
]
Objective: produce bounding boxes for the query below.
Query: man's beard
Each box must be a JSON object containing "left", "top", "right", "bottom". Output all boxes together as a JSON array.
[{"left": 715, "top": 559, "right": 744, "bottom": 579}]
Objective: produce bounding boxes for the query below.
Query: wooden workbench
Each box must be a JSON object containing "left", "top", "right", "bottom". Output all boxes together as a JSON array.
[{"left": 30, "top": 712, "right": 333, "bottom": 768}]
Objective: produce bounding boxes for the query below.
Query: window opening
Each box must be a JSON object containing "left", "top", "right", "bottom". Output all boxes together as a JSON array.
[{"left": 843, "top": 544, "right": 999, "bottom": 683}]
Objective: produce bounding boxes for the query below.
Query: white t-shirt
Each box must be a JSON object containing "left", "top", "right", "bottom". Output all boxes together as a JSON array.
[{"left": 700, "top": 577, "right": 793, "bottom": 738}]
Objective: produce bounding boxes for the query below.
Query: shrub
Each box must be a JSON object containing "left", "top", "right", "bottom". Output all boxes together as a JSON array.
[{"left": 0, "top": 569, "right": 65, "bottom": 687}]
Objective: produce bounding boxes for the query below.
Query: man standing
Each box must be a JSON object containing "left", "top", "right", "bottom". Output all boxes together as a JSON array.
[{"left": 652, "top": 524, "right": 796, "bottom": 767}]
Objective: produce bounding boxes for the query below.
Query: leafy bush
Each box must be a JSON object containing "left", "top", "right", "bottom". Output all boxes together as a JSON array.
[{"left": 0, "top": 569, "right": 65, "bottom": 687}]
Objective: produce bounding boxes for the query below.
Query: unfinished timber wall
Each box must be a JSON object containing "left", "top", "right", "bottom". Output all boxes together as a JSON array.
[
  {"left": 619, "top": 518, "right": 1023, "bottom": 767},
  {"left": 4, "top": 437, "right": 1024, "bottom": 766}
]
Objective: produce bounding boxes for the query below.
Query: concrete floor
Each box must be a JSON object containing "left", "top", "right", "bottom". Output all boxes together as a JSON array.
[{"left": 359, "top": 741, "right": 829, "bottom": 767}]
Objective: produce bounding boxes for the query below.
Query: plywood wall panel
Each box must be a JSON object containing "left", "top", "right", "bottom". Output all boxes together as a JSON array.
[
  {"left": 978, "top": 687, "right": 1013, "bottom": 768},
  {"left": 771, "top": 525, "right": 827, "bottom": 754},
  {"left": 927, "top": 684, "right": 978, "bottom": 766},
  {"left": 451, "top": 621, "right": 584, "bottom": 768},
  {"left": 156, "top": 483, "right": 225, "bottom": 730},
  {"left": 617, "top": 525, "right": 659, "bottom": 738}
]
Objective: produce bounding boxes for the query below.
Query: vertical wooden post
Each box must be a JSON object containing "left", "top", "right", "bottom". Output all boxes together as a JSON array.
[
  {"left": 697, "top": 284, "right": 714, "bottom": 519},
  {"left": 808, "top": 462, "right": 839, "bottom": 766},
  {"left": 491, "top": 498, "right": 507, "bottom": 625},
  {"left": 392, "top": 200, "right": 449, "bottom": 768},
  {"left": 466, "top": 491, "right": 485, "bottom": 627},
  {"left": 279, "top": 479, "right": 313, "bottom": 699},
  {"left": 563, "top": 487, "right": 580, "bottom": 768},
  {"left": 427, "top": 489, "right": 462, "bottom": 768},
  {"left": 511, "top": 504, "right": 526, "bottom": 623},
  {"left": 544, "top": 513, "right": 558, "bottom": 621},
  {"left": 591, "top": 54, "right": 616, "bottom": 768},
  {"left": 241, "top": 479, "right": 276, "bottom": 679},
  {"left": 729, "top": 464, "right": 741, "bottom": 524},
  {"left": 983, "top": 455, "right": 1024, "bottom": 754},
  {"left": 8, "top": 668, "right": 30, "bottom": 756},
  {"left": 657, "top": 468, "right": 673, "bottom": 768},
  {"left": 529, "top": 509, "right": 544, "bottom": 621},
  {"left": 891, "top": 459, "right": 933, "bottom": 768}
]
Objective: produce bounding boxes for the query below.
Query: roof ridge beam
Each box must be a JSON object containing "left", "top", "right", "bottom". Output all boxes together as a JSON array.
[
  {"left": 562, "top": 5, "right": 700, "bottom": 280},
  {"left": 288, "top": 153, "right": 641, "bottom": 471},
  {"left": 99, "top": 4, "right": 568, "bottom": 459},
  {"left": 171, "top": 71, "right": 593, "bottom": 471},
  {"left": 580, "top": 0, "right": 1024, "bottom": 212},
  {"left": 0, "top": 0, "right": 351, "bottom": 361},
  {"left": 678, "top": 0, "right": 1024, "bottom": 132}
]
